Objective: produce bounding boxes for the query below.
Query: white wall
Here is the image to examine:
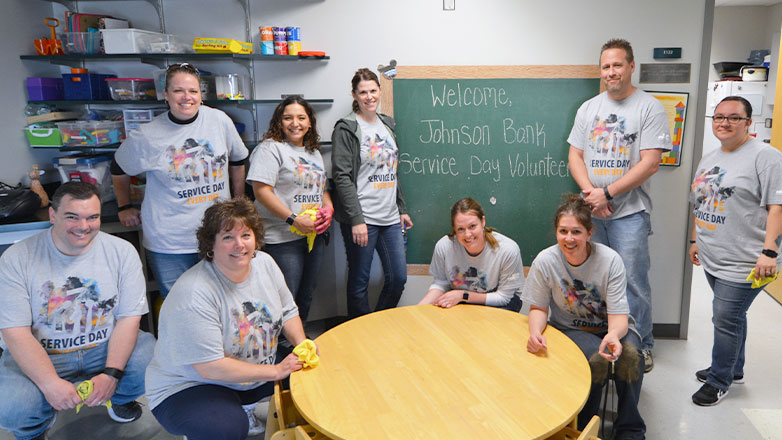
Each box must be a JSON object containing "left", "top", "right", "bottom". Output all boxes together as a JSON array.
[{"left": 5, "top": 0, "right": 712, "bottom": 330}]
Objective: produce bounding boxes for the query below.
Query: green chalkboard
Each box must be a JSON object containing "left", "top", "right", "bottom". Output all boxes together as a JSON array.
[{"left": 393, "top": 77, "right": 600, "bottom": 265}]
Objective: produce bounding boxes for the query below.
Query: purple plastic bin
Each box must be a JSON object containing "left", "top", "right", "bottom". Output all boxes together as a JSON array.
[{"left": 26, "top": 77, "right": 64, "bottom": 101}]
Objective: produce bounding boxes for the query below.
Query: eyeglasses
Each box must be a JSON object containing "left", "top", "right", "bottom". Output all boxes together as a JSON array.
[
  {"left": 709, "top": 114, "right": 749, "bottom": 124},
  {"left": 166, "top": 62, "right": 200, "bottom": 75}
]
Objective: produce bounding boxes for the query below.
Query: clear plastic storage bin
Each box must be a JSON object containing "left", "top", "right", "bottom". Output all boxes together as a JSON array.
[
  {"left": 60, "top": 32, "right": 102, "bottom": 54},
  {"left": 56, "top": 121, "right": 126, "bottom": 146},
  {"left": 100, "top": 28, "right": 166, "bottom": 54},
  {"left": 122, "top": 108, "right": 164, "bottom": 133},
  {"left": 53, "top": 154, "right": 115, "bottom": 201},
  {"left": 105, "top": 78, "right": 156, "bottom": 100}
]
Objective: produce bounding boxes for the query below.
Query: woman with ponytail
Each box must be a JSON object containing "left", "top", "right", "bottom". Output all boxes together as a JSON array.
[
  {"left": 332, "top": 68, "right": 413, "bottom": 318},
  {"left": 418, "top": 197, "right": 524, "bottom": 311}
]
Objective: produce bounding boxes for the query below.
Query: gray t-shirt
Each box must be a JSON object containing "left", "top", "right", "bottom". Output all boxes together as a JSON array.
[
  {"left": 145, "top": 252, "right": 298, "bottom": 409},
  {"left": 690, "top": 137, "right": 782, "bottom": 282},
  {"left": 246, "top": 139, "right": 327, "bottom": 244},
  {"left": 568, "top": 90, "right": 671, "bottom": 219},
  {"left": 115, "top": 106, "right": 249, "bottom": 253},
  {"left": 522, "top": 243, "right": 631, "bottom": 333},
  {"left": 0, "top": 230, "right": 148, "bottom": 354},
  {"left": 428, "top": 232, "right": 525, "bottom": 307},
  {"left": 355, "top": 117, "right": 400, "bottom": 225}
]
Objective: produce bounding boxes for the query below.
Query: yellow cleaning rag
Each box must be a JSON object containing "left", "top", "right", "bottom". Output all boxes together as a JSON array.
[
  {"left": 75, "top": 380, "right": 111, "bottom": 414},
  {"left": 289, "top": 209, "right": 318, "bottom": 252},
  {"left": 293, "top": 339, "right": 319, "bottom": 368},
  {"left": 746, "top": 269, "right": 778, "bottom": 289}
]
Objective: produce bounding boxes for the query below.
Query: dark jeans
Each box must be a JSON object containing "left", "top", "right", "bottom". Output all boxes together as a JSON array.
[
  {"left": 704, "top": 271, "right": 763, "bottom": 391},
  {"left": 339, "top": 222, "right": 407, "bottom": 318},
  {"left": 560, "top": 327, "right": 646, "bottom": 440},
  {"left": 151, "top": 382, "right": 274, "bottom": 440},
  {"left": 263, "top": 235, "right": 325, "bottom": 322}
]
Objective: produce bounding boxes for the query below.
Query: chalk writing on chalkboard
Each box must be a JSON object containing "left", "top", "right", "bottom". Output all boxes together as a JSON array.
[{"left": 393, "top": 77, "right": 599, "bottom": 264}]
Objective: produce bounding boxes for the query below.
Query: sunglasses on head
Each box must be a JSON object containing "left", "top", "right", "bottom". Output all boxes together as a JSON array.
[{"left": 166, "top": 63, "right": 200, "bottom": 75}]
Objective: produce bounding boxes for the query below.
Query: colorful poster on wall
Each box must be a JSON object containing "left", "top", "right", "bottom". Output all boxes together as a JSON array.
[{"left": 650, "top": 91, "right": 689, "bottom": 167}]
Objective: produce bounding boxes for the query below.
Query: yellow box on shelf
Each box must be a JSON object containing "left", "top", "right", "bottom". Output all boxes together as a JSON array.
[{"left": 193, "top": 38, "right": 253, "bottom": 54}]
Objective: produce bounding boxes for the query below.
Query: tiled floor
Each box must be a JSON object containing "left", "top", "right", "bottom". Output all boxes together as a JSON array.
[{"left": 2, "top": 266, "right": 781, "bottom": 439}]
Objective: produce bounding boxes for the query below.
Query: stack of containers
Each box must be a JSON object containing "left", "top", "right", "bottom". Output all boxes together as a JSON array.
[
  {"left": 286, "top": 27, "right": 300, "bottom": 55},
  {"left": 273, "top": 27, "right": 287, "bottom": 55},
  {"left": 260, "top": 27, "right": 274, "bottom": 55}
]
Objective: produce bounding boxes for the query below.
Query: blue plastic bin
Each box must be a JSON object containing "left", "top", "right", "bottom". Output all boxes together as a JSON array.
[{"left": 62, "top": 73, "right": 116, "bottom": 100}]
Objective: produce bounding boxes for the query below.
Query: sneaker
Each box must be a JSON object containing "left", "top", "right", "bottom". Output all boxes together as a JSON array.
[
  {"left": 243, "top": 404, "right": 264, "bottom": 437},
  {"left": 692, "top": 383, "right": 728, "bottom": 406},
  {"left": 642, "top": 349, "right": 653, "bottom": 373},
  {"left": 107, "top": 401, "right": 142, "bottom": 423},
  {"left": 695, "top": 367, "right": 744, "bottom": 384}
]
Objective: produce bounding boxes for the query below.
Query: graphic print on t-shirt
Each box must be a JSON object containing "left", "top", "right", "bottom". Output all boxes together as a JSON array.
[
  {"left": 558, "top": 277, "right": 607, "bottom": 331},
  {"left": 588, "top": 114, "right": 637, "bottom": 177},
  {"left": 37, "top": 277, "right": 116, "bottom": 354},
  {"left": 362, "top": 133, "right": 398, "bottom": 190},
  {"left": 166, "top": 138, "right": 228, "bottom": 205},
  {"left": 449, "top": 266, "right": 489, "bottom": 292},
  {"left": 231, "top": 301, "right": 282, "bottom": 364},
  {"left": 291, "top": 156, "right": 326, "bottom": 211},
  {"left": 691, "top": 166, "right": 735, "bottom": 231}
]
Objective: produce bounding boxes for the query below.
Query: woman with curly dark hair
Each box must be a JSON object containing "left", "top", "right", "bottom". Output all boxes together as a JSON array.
[
  {"left": 246, "top": 96, "right": 333, "bottom": 323},
  {"left": 146, "top": 197, "right": 310, "bottom": 439}
]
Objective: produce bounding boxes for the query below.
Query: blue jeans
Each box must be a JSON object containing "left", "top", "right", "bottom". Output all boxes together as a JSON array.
[
  {"left": 145, "top": 250, "right": 200, "bottom": 299},
  {"left": 560, "top": 327, "right": 645, "bottom": 440},
  {"left": 0, "top": 330, "right": 155, "bottom": 440},
  {"left": 263, "top": 235, "right": 325, "bottom": 322},
  {"left": 152, "top": 382, "right": 274, "bottom": 440},
  {"left": 592, "top": 211, "right": 654, "bottom": 350},
  {"left": 339, "top": 222, "right": 407, "bottom": 318},
  {"left": 703, "top": 271, "right": 763, "bottom": 391}
]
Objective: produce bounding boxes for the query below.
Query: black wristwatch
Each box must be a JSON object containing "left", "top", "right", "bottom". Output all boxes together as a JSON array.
[
  {"left": 462, "top": 291, "right": 469, "bottom": 301},
  {"left": 102, "top": 367, "right": 124, "bottom": 380},
  {"left": 285, "top": 213, "right": 297, "bottom": 226},
  {"left": 761, "top": 248, "right": 778, "bottom": 258},
  {"left": 603, "top": 187, "right": 613, "bottom": 200}
]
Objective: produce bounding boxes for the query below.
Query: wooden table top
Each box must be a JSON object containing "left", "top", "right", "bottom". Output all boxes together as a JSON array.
[{"left": 290, "top": 305, "right": 591, "bottom": 440}]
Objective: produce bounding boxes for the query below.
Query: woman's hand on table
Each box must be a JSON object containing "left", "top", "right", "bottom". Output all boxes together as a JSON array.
[
  {"left": 352, "top": 223, "right": 368, "bottom": 247},
  {"left": 275, "top": 353, "right": 304, "bottom": 380},
  {"left": 315, "top": 206, "right": 334, "bottom": 234},
  {"left": 598, "top": 333, "right": 622, "bottom": 361},
  {"left": 118, "top": 207, "right": 141, "bottom": 228},
  {"left": 526, "top": 333, "right": 547, "bottom": 354},
  {"left": 433, "top": 290, "right": 463, "bottom": 308}
]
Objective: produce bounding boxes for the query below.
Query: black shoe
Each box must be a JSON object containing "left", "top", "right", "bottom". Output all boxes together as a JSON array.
[
  {"left": 107, "top": 401, "right": 142, "bottom": 423},
  {"left": 692, "top": 383, "right": 728, "bottom": 406},
  {"left": 695, "top": 367, "right": 744, "bottom": 384}
]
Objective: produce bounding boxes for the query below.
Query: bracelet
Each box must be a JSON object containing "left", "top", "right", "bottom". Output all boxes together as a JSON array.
[
  {"left": 117, "top": 204, "right": 133, "bottom": 212},
  {"left": 102, "top": 367, "right": 124, "bottom": 380},
  {"left": 603, "top": 187, "right": 613, "bottom": 200},
  {"left": 689, "top": 240, "right": 696, "bottom": 244}
]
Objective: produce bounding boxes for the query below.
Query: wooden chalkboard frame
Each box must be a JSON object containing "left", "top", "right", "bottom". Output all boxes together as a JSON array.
[{"left": 381, "top": 65, "right": 601, "bottom": 275}]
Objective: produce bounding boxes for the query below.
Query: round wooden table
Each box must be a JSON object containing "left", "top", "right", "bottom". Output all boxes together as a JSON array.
[{"left": 290, "top": 305, "right": 591, "bottom": 439}]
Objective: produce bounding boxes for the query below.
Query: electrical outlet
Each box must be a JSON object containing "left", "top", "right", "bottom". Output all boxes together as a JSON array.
[{"left": 444, "top": 0, "right": 455, "bottom": 11}]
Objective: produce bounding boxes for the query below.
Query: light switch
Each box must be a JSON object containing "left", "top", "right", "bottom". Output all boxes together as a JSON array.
[{"left": 444, "top": 0, "right": 455, "bottom": 11}]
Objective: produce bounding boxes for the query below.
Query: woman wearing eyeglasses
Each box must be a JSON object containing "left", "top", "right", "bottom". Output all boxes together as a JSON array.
[
  {"left": 112, "top": 63, "right": 249, "bottom": 299},
  {"left": 689, "top": 96, "right": 782, "bottom": 406}
]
